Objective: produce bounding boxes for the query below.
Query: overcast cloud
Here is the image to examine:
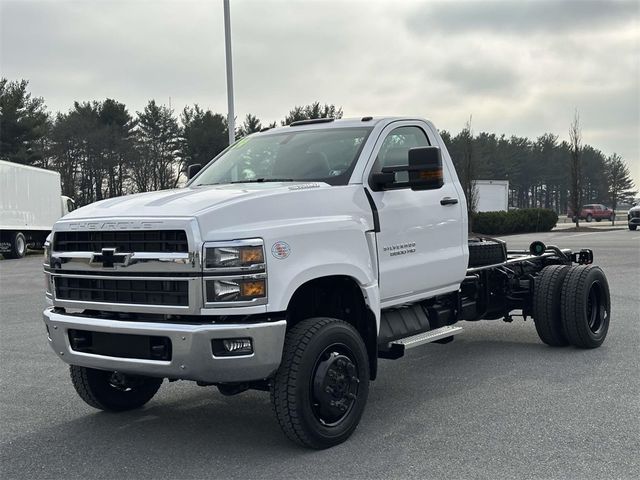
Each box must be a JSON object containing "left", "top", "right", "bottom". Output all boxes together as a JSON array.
[{"left": 1, "top": 0, "right": 638, "bottom": 185}]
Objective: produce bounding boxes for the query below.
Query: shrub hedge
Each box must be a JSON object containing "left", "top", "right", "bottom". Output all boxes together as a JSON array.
[{"left": 471, "top": 208, "right": 558, "bottom": 235}]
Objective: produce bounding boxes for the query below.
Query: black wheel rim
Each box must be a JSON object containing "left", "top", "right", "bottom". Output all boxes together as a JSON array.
[
  {"left": 310, "top": 343, "right": 360, "bottom": 427},
  {"left": 586, "top": 281, "right": 607, "bottom": 334}
]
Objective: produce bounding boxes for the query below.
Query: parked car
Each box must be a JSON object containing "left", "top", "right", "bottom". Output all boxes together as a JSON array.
[
  {"left": 567, "top": 204, "right": 615, "bottom": 222},
  {"left": 628, "top": 204, "right": 640, "bottom": 230}
]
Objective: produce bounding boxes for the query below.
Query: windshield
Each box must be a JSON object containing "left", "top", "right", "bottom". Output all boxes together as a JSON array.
[{"left": 192, "top": 127, "right": 372, "bottom": 187}]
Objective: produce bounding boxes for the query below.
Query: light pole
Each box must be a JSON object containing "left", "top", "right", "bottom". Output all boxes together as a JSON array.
[{"left": 223, "top": 0, "right": 235, "bottom": 145}]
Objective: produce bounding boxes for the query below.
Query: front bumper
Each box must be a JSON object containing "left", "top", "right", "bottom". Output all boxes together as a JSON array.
[
  {"left": 43, "top": 307, "right": 286, "bottom": 383},
  {"left": 628, "top": 217, "right": 640, "bottom": 226}
]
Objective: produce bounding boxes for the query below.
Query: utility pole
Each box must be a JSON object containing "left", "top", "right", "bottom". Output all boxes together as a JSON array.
[{"left": 223, "top": 0, "right": 235, "bottom": 145}]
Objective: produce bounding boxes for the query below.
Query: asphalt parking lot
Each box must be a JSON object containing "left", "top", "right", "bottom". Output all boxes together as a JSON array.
[{"left": 1, "top": 230, "right": 639, "bottom": 480}]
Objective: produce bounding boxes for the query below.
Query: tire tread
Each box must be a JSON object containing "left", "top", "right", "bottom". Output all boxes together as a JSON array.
[{"left": 533, "top": 265, "right": 570, "bottom": 346}]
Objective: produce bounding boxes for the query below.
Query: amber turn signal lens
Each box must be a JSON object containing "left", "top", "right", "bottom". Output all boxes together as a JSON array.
[
  {"left": 240, "top": 280, "right": 266, "bottom": 298},
  {"left": 418, "top": 168, "right": 443, "bottom": 180},
  {"left": 240, "top": 247, "right": 264, "bottom": 264}
]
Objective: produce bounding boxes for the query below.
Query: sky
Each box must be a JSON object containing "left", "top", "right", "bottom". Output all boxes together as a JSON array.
[{"left": 2, "top": 0, "right": 639, "bottom": 186}]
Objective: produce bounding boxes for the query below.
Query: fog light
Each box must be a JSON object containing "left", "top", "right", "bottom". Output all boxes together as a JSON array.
[
  {"left": 223, "top": 338, "right": 253, "bottom": 353},
  {"left": 212, "top": 338, "right": 253, "bottom": 356}
]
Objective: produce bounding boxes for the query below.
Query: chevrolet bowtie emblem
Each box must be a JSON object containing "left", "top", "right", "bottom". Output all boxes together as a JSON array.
[{"left": 91, "top": 248, "right": 132, "bottom": 268}]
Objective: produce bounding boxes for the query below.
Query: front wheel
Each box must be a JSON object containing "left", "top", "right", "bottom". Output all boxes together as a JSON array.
[
  {"left": 586, "top": 214, "right": 593, "bottom": 222},
  {"left": 271, "top": 318, "right": 370, "bottom": 449},
  {"left": 630, "top": 225, "right": 638, "bottom": 231},
  {"left": 70, "top": 366, "right": 163, "bottom": 411}
]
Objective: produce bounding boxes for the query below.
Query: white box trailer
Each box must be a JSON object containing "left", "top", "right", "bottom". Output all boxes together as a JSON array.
[
  {"left": 0, "top": 160, "right": 74, "bottom": 259},
  {"left": 474, "top": 180, "right": 509, "bottom": 212}
]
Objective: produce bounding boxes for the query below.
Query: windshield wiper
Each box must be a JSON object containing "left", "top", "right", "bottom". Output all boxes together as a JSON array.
[
  {"left": 196, "top": 178, "right": 296, "bottom": 186},
  {"left": 227, "top": 178, "right": 295, "bottom": 184}
]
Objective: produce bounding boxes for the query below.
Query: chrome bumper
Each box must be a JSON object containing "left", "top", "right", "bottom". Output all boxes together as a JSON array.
[{"left": 43, "top": 307, "right": 286, "bottom": 383}]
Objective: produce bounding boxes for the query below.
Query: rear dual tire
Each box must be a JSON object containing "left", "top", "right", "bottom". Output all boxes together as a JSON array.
[
  {"left": 533, "top": 265, "right": 610, "bottom": 349},
  {"left": 560, "top": 265, "right": 610, "bottom": 349},
  {"left": 533, "top": 265, "right": 570, "bottom": 346}
]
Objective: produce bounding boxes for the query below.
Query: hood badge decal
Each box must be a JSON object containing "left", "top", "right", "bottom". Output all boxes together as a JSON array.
[
  {"left": 271, "top": 241, "right": 291, "bottom": 260},
  {"left": 288, "top": 183, "right": 321, "bottom": 190}
]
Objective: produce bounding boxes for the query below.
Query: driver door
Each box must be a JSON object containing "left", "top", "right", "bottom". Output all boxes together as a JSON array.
[{"left": 365, "top": 122, "right": 467, "bottom": 307}]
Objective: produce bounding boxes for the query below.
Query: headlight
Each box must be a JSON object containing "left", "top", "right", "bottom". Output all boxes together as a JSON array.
[
  {"left": 43, "top": 241, "right": 51, "bottom": 266},
  {"left": 205, "top": 277, "right": 267, "bottom": 303},
  {"left": 204, "top": 239, "right": 265, "bottom": 272},
  {"left": 202, "top": 239, "right": 267, "bottom": 306}
]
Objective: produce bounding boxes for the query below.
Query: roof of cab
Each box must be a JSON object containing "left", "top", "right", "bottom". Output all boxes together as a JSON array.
[{"left": 256, "top": 116, "right": 428, "bottom": 135}]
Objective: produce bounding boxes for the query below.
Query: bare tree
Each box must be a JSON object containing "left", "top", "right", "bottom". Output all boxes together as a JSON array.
[
  {"left": 569, "top": 109, "right": 582, "bottom": 227},
  {"left": 460, "top": 117, "right": 478, "bottom": 231}
]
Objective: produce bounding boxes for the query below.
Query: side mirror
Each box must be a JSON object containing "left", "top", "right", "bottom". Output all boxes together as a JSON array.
[
  {"left": 187, "top": 164, "right": 202, "bottom": 180},
  {"left": 371, "top": 147, "right": 444, "bottom": 191},
  {"left": 408, "top": 146, "right": 444, "bottom": 191}
]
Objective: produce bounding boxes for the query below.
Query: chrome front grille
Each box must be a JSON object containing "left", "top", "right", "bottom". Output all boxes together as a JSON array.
[
  {"left": 53, "top": 230, "right": 188, "bottom": 253},
  {"left": 55, "top": 277, "right": 189, "bottom": 306},
  {"left": 47, "top": 219, "right": 202, "bottom": 314}
]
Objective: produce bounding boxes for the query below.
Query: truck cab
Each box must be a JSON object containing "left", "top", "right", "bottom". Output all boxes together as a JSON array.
[{"left": 42, "top": 117, "right": 611, "bottom": 449}]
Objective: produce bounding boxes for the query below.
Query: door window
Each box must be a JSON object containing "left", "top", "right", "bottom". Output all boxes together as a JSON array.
[{"left": 374, "top": 126, "right": 430, "bottom": 183}]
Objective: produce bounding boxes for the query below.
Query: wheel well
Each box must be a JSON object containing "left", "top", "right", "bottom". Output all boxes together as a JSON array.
[{"left": 286, "top": 275, "right": 378, "bottom": 380}]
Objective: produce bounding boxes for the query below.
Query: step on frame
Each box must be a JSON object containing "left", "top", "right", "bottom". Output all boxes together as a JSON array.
[{"left": 378, "top": 325, "right": 464, "bottom": 359}]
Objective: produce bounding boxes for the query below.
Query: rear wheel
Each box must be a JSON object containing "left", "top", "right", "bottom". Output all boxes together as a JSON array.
[
  {"left": 271, "top": 317, "right": 369, "bottom": 449},
  {"left": 560, "top": 265, "right": 611, "bottom": 348},
  {"left": 586, "top": 214, "right": 593, "bottom": 222},
  {"left": 3, "top": 232, "right": 27, "bottom": 259},
  {"left": 533, "top": 265, "right": 570, "bottom": 346},
  {"left": 70, "top": 366, "right": 163, "bottom": 411}
]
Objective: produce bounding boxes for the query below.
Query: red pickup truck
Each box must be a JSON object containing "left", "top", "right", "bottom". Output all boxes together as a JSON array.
[{"left": 568, "top": 204, "right": 615, "bottom": 222}]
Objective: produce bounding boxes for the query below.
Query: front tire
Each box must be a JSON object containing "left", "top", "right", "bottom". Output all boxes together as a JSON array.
[
  {"left": 70, "top": 366, "right": 163, "bottom": 411},
  {"left": 560, "top": 265, "right": 611, "bottom": 349},
  {"left": 586, "top": 214, "right": 593, "bottom": 222},
  {"left": 271, "top": 317, "right": 370, "bottom": 449},
  {"left": 629, "top": 225, "right": 637, "bottom": 231}
]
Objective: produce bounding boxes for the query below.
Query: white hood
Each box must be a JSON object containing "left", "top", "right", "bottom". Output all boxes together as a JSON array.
[{"left": 62, "top": 183, "right": 324, "bottom": 220}]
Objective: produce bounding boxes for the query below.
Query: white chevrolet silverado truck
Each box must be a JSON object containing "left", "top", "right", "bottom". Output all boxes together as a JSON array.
[{"left": 43, "top": 117, "right": 611, "bottom": 448}]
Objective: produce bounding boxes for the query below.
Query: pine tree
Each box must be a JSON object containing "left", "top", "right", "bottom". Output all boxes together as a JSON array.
[
  {"left": 606, "top": 153, "right": 637, "bottom": 224},
  {"left": 135, "top": 100, "right": 182, "bottom": 191},
  {"left": 0, "top": 78, "right": 50, "bottom": 166}
]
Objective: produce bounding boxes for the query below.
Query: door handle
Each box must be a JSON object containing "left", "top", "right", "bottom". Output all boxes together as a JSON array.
[{"left": 440, "top": 197, "right": 458, "bottom": 206}]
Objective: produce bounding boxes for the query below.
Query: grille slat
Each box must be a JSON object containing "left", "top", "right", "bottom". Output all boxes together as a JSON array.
[
  {"left": 55, "top": 277, "right": 189, "bottom": 306},
  {"left": 53, "top": 230, "right": 188, "bottom": 253}
]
